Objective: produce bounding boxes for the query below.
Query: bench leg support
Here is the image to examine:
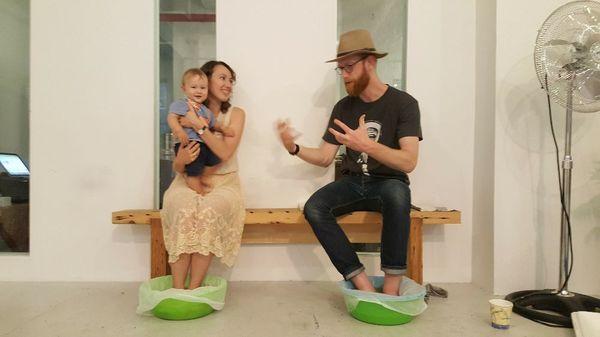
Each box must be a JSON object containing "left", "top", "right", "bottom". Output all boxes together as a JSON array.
[
  {"left": 407, "top": 218, "right": 423, "bottom": 284},
  {"left": 150, "top": 218, "right": 168, "bottom": 278}
]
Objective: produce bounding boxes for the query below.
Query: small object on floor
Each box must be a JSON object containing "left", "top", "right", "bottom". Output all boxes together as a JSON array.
[
  {"left": 339, "top": 276, "right": 427, "bottom": 325},
  {"left": 425, "top": 283, "right": 448, "bottom": 298},
  {"left": 572, "top": 311, "right": 600, "bottom": 337},
  {"left": 489, "top": 299, "right": 513, "bottom": 329},
  {"left": 136, "top": 275, "right": 227, "bottom": 320},
  {"left": 411, "top": 204, "right": 450, "bottom": 212}
]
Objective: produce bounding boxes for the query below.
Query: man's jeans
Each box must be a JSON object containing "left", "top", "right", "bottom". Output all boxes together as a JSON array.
[
  {"left": 303, "top": 175, "right": 411, "bottom": 280},
  {"left": 304, "top": 175, "right": 410, "bottom": 280}
]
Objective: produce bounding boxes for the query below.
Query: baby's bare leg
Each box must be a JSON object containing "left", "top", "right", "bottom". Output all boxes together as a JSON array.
[
  {"left": 184, "top": 174, "right": 206, "bottom": 195},
  {"left": 199, "top": 167, "right": 218, "bottom": 192},
  {"left": 199, "top": 175, "right": 213, "bottom": 194}
]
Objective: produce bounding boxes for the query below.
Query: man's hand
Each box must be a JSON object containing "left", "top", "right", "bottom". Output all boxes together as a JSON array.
[
  {"left": 328, "top": 114, "right": 373, "bottom": 153},
  {"left": 276, "top": 119, "right": 301, "bottom": 153}
]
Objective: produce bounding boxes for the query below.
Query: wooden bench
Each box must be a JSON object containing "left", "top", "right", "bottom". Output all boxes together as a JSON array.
[{"left": 112, "top": 209, "right": 461, "bottom": 284}]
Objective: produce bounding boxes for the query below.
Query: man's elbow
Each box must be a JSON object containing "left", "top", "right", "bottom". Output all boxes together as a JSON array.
[
  {"left": 404, "top": 159, "right": 418, "bottom": 173},
  {"left": 319, "top": 156, "right": 335, "bottom": 168}
]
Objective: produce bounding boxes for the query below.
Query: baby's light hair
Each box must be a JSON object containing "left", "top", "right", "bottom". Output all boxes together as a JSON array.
[{"left": 181, "top": 68, "right": 207, "bottom": 85}]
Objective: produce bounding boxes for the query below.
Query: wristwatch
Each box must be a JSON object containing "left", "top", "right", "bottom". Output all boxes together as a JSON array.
[
  {"left": 289, "top": 144, "right": 300, "bottom": 156},
  {"left": 197, "top": 125, "right": 207, "bottom": 135}
]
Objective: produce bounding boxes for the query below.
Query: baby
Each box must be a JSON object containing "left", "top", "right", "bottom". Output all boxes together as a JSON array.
[{"left": 167, "top": 68, "right": 233, "bottom": 194}]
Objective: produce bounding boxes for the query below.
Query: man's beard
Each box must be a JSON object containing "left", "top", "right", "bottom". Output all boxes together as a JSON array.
[{"left": 345, "top": 72, "right": 369, "bottom": 97}]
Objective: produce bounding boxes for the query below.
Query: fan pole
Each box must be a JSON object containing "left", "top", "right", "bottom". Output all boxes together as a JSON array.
[{"left": 558, "top": 76, "right": 574, "bottom": 295}]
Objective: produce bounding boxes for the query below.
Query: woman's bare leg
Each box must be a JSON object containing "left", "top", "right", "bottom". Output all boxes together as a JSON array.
[
  {"left": 188, "top": 253, "right": 213, "bottom": 289},
  {"left": 170, "top": 254, "right": 191, "bottom": 289}
]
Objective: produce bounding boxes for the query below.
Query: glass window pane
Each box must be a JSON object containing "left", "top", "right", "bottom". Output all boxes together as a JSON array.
[
  {"left": 0, "top": 0, "right": 30, "bottom": 253},
  {"left": 158, "top": 0, "right": 216, "bottom": 207}
]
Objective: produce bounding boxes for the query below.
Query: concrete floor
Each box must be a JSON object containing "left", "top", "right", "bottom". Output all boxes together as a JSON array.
[{"left": 0, "top": 282, "right": 574, "bottom": 337}]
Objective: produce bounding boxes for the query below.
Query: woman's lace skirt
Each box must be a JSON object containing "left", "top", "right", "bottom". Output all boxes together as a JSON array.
[{"left": 161, "top": 172, "right": 245, "bottom": 266}]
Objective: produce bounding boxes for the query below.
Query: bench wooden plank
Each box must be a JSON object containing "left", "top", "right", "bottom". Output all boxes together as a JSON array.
[
  {"left": 112, "top": 208, "right": 461, "bottom": 226},
  {"left": 112, "top": 209, "right": 159, "bottom": 224},
  {"left": 111, "top": 208, "right": 461, "bottom": 284}
]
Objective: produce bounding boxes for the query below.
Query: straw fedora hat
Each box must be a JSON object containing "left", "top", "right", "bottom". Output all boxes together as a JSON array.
[{"left": 326, "top": 29, "right": 388, "bottom": 63}]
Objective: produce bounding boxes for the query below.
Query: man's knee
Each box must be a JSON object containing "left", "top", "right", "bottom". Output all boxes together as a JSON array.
[{"left": 303, "top": 194, "right": 327, "bottom": 223}]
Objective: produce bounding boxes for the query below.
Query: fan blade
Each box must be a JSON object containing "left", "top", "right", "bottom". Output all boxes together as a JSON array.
[
  {"left": 577, "top": 69, "right": 600, "bottom": 100},
  {"left": 584, "top": 33, "right": 600, "bottom": 48},
  {"left": 545, "top": 39, "right": 572, "bottom": 46},
  {"left": 542, "top": 44, "right": 576, "bottom": 69}
]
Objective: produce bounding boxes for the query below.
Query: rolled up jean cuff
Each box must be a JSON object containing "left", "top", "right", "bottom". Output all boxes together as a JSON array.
[
  {"left": 343, "top": 265, "right": 365, "bottom": 281},
  {"left": 381, "top": 266, "right": 407, "bottom": 276}
]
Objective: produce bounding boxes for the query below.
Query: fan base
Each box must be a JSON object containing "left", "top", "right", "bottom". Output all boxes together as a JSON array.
[{"left": 505, "top": 289, "right": 600, "bottom": 328}]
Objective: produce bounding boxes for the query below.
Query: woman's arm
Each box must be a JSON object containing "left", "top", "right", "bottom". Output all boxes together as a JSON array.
[{"left": 184, "top": 106, "right": 245, "bottom": 161}]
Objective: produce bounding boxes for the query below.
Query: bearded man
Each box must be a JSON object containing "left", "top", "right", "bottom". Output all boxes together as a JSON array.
[{"left": 277, "top": 29, "right": 422, "bottom": 295}]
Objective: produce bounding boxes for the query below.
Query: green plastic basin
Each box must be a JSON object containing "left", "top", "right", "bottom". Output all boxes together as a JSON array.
[
  {"left": 137, "top": 275, "right": 227, "bottom": 321},
  {"left": 351, "top": 301, "right": 414, "bottom": 325},
  {"left": 152, "top": 298, "right": 214, "bottom": 320}
]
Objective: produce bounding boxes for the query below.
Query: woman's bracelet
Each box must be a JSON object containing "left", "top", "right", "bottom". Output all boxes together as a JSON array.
[
  {"left": 288, "top": 144, "right": 300, "bottom": 156},
  {"left": 196, "top": 125, "right": 207, "bottom": 135}
]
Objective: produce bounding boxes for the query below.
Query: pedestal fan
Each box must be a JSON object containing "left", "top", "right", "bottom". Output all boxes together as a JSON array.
[{"left": 505, "top": 0, "right": 600, "bottom": 328}]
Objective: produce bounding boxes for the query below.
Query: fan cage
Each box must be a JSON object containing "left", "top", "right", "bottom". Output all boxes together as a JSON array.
[{"left": 534, "top": 0, "right": 600, "bottom": 113}]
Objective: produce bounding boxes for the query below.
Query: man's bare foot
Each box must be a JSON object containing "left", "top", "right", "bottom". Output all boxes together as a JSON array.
[
  {"left": 382, "top": 274, "right": 403, "bottom": 296},
  {"left": 351, "top": 271, "right": 376, "bottom": 292}
]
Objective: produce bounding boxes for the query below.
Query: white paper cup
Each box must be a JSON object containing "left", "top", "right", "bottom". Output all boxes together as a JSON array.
[{"left": 489, "top": 299, "right": 513, "bottom": 329}]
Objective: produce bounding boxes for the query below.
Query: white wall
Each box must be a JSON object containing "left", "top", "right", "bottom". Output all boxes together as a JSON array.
[
  {"left": 495, "top": 0, "right": 600, "bottom": 295},
  {"left": 406, "top": 0, "right": 475, "bottom": 283},
  {"left": 218, "top": 0, "right": 338, "bottom": 209},
  {"left": 472, "top": 0, "right": 496, "bottom": 291},
  {"left": 1, "top": 0, "right": 475, "bottom": 283},
  {"left": 0, "top": 0, "right": 30, "bottom": 162}
]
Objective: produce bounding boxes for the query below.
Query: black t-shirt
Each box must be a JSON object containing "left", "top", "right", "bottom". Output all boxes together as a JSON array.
[{"left": 323, "top": 86, "right": 422, "bottom": 184}]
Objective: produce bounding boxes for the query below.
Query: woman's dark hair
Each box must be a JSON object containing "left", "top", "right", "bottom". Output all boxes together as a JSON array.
[{"left": 201, "top": 60, "right": 237, "bottom": 114}]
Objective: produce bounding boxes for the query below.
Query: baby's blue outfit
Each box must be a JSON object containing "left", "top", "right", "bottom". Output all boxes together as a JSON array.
[{"left": 168, "top": 98, "right": 216, "bottom": 142}]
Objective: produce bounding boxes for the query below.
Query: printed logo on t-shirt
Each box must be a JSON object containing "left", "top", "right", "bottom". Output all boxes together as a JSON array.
[{"left": 357, "top": 120, "right": 382, "bottom": 175}]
